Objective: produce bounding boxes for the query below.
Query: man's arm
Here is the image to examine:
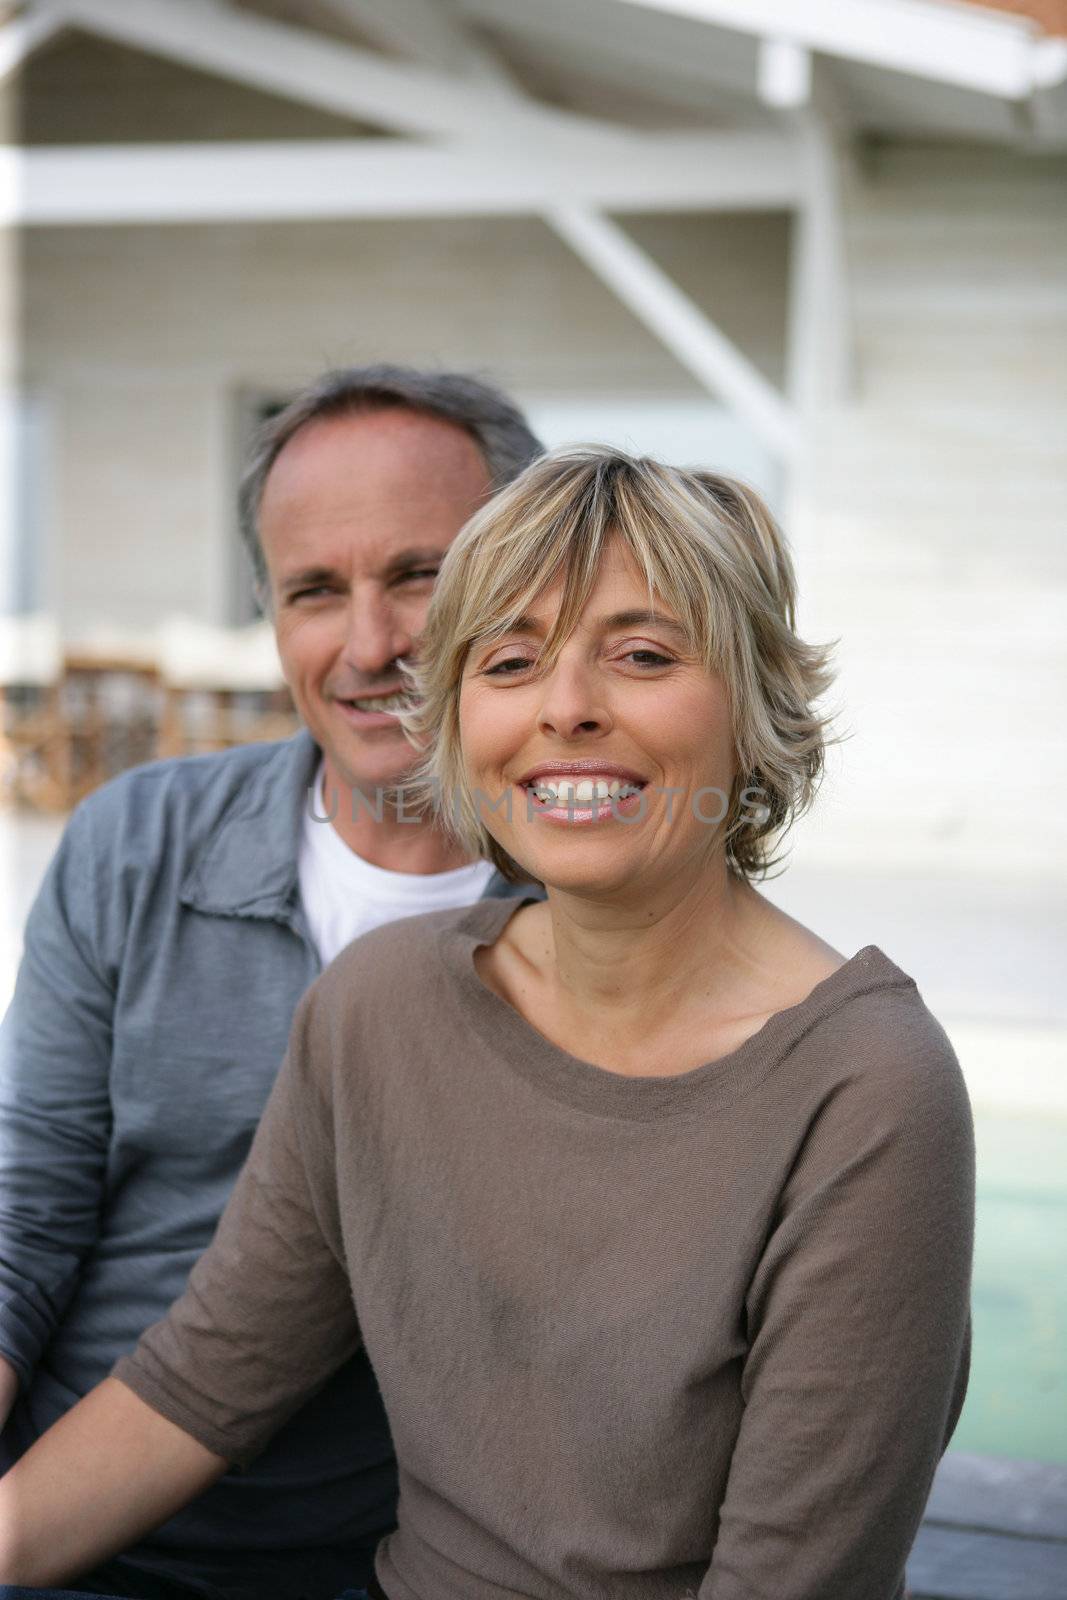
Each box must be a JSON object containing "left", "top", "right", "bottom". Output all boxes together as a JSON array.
[
  {"left": 3, "top": 986, "right": 360, "bottom": 1584},
  {"left": 110, "top": 988, "right": 361, "bottom": 1467},
  {"left": 0, "top": 800, "right": 117, "bottom": 1388},
  {"left": 0, "top": 1376, "right": 227, "bottom": 1586}
]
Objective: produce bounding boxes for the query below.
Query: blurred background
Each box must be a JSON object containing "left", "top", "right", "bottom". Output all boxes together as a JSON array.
[{"left": 0, "top": 0, "right": 1064, "bottom": 1556}]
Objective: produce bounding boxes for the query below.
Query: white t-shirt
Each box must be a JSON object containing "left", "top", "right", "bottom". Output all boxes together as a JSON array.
[{"left": 297, "top": 765, "right": 497, "bottom": 967}]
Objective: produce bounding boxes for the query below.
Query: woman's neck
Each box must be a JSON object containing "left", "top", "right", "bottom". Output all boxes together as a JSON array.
[
  {"left": 495, "top": 856, "right": 790, "bottom": 1069},
  {"left": 549, "top": 864, "right": 766, "bottom": 1026}
]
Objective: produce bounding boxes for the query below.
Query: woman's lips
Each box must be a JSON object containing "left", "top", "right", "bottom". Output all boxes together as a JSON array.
[{"left": 519, "top": 774, "right": 647, "bottom": 823}]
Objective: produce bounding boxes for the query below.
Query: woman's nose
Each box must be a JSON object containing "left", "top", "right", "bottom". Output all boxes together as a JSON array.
[{"left": 536, "top": 662, "right": 612, "bottom": 741}]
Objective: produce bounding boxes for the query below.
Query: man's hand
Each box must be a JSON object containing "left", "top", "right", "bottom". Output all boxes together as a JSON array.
[
  {"left": 0, "top": 1356, "right": 16, "bottom": 1433},
  {"left": 0, "top": 1376, "right": 227, "bottom": 1586}
]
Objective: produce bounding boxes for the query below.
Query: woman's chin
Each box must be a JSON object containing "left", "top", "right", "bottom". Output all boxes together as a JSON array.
[{"left": 505, "top": 839, "right": 650, "bottom": 899}]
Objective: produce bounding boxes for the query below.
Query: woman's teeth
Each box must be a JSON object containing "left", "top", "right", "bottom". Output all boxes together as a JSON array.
[
  {"left": 347, "top": 692, "right": 409, "bottom": 713},
  {"left": 529, "top": 777, "right": 642, "bottom": 805}
]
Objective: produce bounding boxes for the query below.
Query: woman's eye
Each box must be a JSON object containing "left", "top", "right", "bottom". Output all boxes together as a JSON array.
[
  {"left": 484, "top": 655, "right": 533, "bottom": 676},
  {"left": 624, "top": 649, "right": 674, "bottom": 667}
]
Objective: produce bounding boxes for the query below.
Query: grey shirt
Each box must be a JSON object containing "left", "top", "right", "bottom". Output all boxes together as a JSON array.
[
  {"left": 0, "top": 730, "right": 527, "bottom": 1597},
  {"left": 118, "top": 895, "right": 975, "bottom": 1600}
]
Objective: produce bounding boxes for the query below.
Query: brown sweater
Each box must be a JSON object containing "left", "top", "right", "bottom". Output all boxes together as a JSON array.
[{"left": 115, "top": 896, "right": 974, "bottom": 1600}]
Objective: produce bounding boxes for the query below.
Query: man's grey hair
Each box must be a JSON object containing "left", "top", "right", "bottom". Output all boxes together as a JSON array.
[{"left": 238, "top": 364, "right": 544, "bottom": 594}]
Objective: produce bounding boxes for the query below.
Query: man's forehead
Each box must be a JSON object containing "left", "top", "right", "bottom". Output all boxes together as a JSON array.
[
  {"left": 264, "top": 407, "right": 490, "bottom": 495},
  {"left": 268, "top": 516, "right": 455, "bottom": 578},
  {"left": 259, "top": 409, "right": 492, "bottom": 575}
]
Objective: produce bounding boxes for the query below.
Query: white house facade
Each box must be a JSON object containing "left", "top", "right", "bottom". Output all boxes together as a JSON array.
[{"left": 0, "top": 0, "right": 1065, "bottom": 880}]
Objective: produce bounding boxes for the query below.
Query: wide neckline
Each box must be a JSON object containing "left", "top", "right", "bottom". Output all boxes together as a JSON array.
[{"left": 440, "top": 895, "right": 915, "bottom": 1121}]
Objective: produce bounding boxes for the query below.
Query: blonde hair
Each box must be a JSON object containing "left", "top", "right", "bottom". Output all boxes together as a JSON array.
[{"left": 400, "top": 446, "right": 837, "bottom": 882}]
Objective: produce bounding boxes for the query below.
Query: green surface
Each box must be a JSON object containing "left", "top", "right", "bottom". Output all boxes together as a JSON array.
[{"left": 950, "top": 1111, "right": 1067, "bottom": 1465}]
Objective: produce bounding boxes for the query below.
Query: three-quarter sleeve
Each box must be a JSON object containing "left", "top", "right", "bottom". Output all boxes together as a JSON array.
[
  {"left": 699, "top": 993, "right": 975, "bottom": 1600},
  {"left": 113, "top": 987, "right": 360, "bottom": 1467}
]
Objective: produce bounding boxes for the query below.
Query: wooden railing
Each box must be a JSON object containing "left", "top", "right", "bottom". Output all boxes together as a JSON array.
[{"left": 2, "top": 651, "right": 298, "bottom": 812}]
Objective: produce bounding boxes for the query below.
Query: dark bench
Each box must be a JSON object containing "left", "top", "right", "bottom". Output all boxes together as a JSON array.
[{"left": 908, "top": 1452, "right": 1067, "bottom": 1600}]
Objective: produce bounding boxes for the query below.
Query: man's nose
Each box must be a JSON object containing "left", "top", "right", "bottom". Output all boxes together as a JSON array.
[{"left": 340, "top": 589, "right": 412, "bottom": 678}]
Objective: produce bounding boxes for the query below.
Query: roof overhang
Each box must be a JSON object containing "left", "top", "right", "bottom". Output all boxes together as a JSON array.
[{"left": 458, "top": 0, "right": 1067, "bottom": 143}]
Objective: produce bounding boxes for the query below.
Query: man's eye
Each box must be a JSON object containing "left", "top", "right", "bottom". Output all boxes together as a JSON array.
[
  {"left": 289, "top": 586, "right": 335, "bottom": 602},
  {"left": 484, "top": 656, "right": 533, "bottom": 676},
  {"left": 399, "top": 567, "right": 440, "bottom": 583}
]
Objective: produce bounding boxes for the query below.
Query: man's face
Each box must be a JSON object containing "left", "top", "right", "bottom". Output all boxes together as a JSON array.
[{"left": 260, "top": 407, "right": 494, "bottom": 794}]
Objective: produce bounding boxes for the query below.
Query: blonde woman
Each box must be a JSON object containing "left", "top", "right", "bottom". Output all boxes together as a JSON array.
[{"left": 0, "top": 450, "right": 973, "bottom": 1600}]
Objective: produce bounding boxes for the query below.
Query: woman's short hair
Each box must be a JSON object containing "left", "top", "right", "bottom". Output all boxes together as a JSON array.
[{"left": 401, "top": 446, "right": 837, "bottom": 883}]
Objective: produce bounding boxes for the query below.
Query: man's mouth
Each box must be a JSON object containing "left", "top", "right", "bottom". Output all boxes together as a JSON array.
[{"left": 336, "top": 691, "right": 410, "bottom": 714}]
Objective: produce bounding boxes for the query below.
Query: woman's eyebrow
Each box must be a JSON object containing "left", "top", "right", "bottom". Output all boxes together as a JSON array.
[
  {"left": 492, "top": 613, "right": 545, "bottom": 637},
  {"left": 483, "top": 608, "right": 686, "bottom": 641},
  {"left": 601, "top": 609, "right": 688, "bottom": 638}
]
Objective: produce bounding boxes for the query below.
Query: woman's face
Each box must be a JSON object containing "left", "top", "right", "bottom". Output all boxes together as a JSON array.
[{"left": 459, "top": 539, "right": 738, "bottom": 898}]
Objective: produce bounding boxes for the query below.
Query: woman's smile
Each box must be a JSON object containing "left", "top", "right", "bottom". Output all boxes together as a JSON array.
[
  {"left": 516, "top": 759, "right": 648, "bottom": 823},
  {"left": 522, "top": 780, "right": 646, "bottom": 823}
]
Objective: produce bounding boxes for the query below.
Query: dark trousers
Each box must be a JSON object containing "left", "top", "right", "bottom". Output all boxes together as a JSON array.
[
  {"left": 1, "top": 1587, "right": 383, "bottom": 1600},
  {"left": 28, "top": 1536, "right": 385, "bottom": 1600}
]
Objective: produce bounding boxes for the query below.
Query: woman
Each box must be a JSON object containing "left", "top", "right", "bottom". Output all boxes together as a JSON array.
[{"left": 0, "top": 449, "right": 973, "bottom": 1600}]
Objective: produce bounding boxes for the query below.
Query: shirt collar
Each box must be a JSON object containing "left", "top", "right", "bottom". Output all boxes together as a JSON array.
[
  {"left": 180, "top": 727, "right": 320, "bottom": 921},
  {"left": 180, "top": 726, "right": 536, "bottom": 920}
]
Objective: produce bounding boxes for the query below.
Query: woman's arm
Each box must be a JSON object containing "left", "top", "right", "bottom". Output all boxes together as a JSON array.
[
  {"left": 0, "top": 1355, "right": 17, "bottom": 1432},
  {"left": 701, "top": 995, "right": 975, "bottom": 1600},
  {"left": 0, "top": 1377, "right": 226, "bottom": 1586}
]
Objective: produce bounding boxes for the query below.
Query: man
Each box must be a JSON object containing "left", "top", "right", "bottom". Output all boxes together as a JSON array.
[{"left": 0, "top": 365, "right": 543, "bottom": 1600}]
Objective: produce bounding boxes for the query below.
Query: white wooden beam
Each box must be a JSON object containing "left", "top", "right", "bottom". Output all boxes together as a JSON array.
[
  {"left": 748, "top": 44, "right": 852, "bottom": 550},
  {"left": 548, "top": 206, "right": 799, "bottom": 463},
  {"left": 317, "top": 0, "right": 474, "bottom": 74},
  {"left": 375, "top": 0, "right": 800, "bottom": 461},
  {"left": 329, "top": 0, "right": 530, "bottom": 99},
  {"left": 0, "top": 8, "right": 69, "bottom": 84},
  {"left": 768, "top": 50, "right": 855, "bottom": 411},
  {"left": 785, "top": 110, "right": 851, "bottom": 413},
  {"left": 29, "top": 0, "right": 633, "bottom": 152},
  {"left": 405, "top": 0, "right": 523, "bottom": 89},
  {"left": 604, "top": 0, "right": 1060, "bottom": 102},
  {"left": 758, "top": 38, "right": 812, "bottom": 110},
  {"left": 1034, "top": 36, "right": 1067, "bottom": 92},
  {"left": 0, "top": 133, "right": 803, "bottom": 226}
]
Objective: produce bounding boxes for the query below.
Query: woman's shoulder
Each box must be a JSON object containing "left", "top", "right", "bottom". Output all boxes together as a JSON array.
[
  {"left": 311, "top": 895, "right": 516, "bottom": 1014},
  {"left": 287, "top": 899, "right": 516, "bottom": 1103},
  {"left": 767, "top": 954, "right": 976, "bottom": 1266},
  {"left": 790, "top": 946, "right": 972, "bottom": 1145},
  {"left": 808, "top": 946, "right": 952, "bottom": 1062}
]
